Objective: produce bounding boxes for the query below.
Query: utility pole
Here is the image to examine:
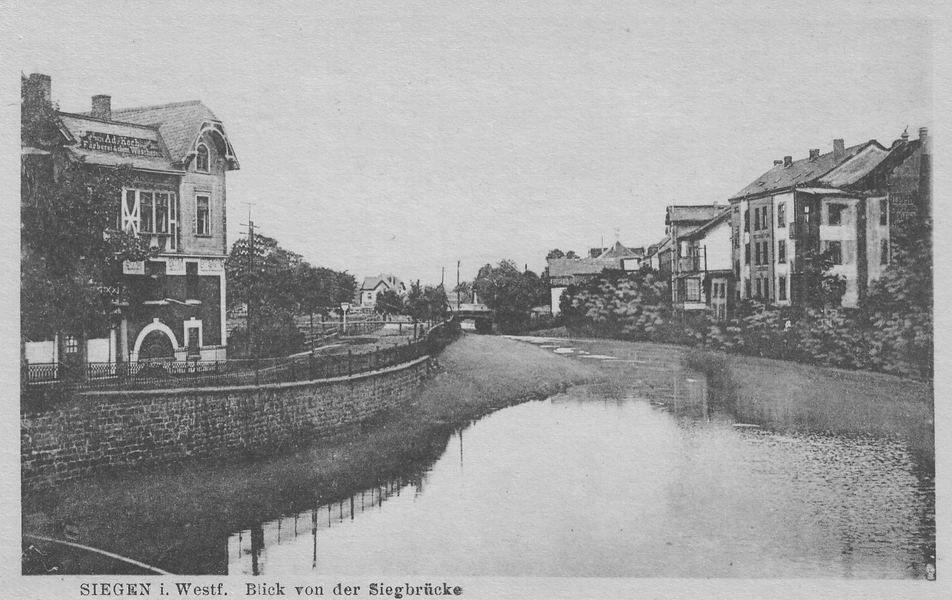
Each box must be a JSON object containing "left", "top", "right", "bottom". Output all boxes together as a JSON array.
[
  {"left": 456, "top": 260, "right": 461, "bottom": 310},
  {"left": 241, "top": 203, "right": 258, "bottom": 358}
]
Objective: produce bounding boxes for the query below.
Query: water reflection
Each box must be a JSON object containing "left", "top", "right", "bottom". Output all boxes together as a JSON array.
[{"left": 228, "top": 369, "right": 934, "bottom": 578}]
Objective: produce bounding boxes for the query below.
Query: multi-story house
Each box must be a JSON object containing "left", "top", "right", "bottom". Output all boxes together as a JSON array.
[
  {"left": 728, "top": 137, "right": 900, "bottom": 308},
  {"left": 22, "top": 73, "right": 239, "bottom": 369},
  {"left": 659, "top": 205, "right": 729, "bottom": 301},
  {"left": 672, "top": 208, "right": 733, "bottom": 319}
]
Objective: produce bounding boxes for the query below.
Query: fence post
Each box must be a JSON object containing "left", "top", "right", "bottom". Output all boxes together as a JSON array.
[{"left": 348, "top": 351, "right": 352, "bottom": 377}]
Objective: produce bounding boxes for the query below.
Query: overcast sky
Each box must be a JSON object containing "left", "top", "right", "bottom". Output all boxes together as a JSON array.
[{"left": 8, "top": 1, "right": 933, "bottom": 284}]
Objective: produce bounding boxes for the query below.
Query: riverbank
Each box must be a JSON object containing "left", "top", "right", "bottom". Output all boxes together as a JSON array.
[
  {"left": 510, "top": 334, "right": 933, "bottom": 460},
  {"left": 22, "top": 335, "right": 600, "bottom": 575}
]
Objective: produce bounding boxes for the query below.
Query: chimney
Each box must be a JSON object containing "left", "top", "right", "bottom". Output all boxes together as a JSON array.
[
  {"left": 833, "top": 139, "right": 845, "bottom": 161},
  {"left": 773, "top": 159, "right": 784, "bottom": 167},
  {"left": 91, "top": 95, "right": 112, "bottom": 121},
  {"left": 783, "top": 155, "right": 793, "bottom": 168},
  {"left": 809, "top": 149, "right": 820, "bottom": 160},
  {"left": 919, "top": 127, "right": 929, "bottom": 154},
  {"left": 24, "top": 73, "right": 52, "bottom": 107}
]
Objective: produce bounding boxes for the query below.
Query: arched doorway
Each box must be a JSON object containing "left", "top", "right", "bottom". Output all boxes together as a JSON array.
[{"left": 138, "top": 330, "right": 175, "bottom": 361}]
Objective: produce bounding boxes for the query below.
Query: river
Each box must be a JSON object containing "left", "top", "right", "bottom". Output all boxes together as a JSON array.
[{"left": 228, "top": 338, "right": 935, "bottom": 579}]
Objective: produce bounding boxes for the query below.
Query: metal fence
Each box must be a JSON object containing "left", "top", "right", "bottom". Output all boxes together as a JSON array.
[{"left": 22, "top": 320, "right": 459, "bottom": 407}]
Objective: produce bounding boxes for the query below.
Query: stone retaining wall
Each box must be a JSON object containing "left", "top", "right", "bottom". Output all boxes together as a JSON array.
[{"left": 22, "top": 357, "right": 430, "bottom": 491}]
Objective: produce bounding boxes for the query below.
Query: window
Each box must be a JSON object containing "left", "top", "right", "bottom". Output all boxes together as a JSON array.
[
  {"left": 881, "top": 239, "right": 889, "bottom": 265},
  {"left": 734, "top": 260, "right": 740, "bottom": 278},
  {"left": 744, "top": 209, "right": 750, "bottom": 232},
  {"left": 754, "top": 208, "right": 760, "bottom": 231},
  {"left": 733, "top": 226, "right": 739, "bottom": 248},
  {"left": 755, "top": 278, "right": 762, "bottom": 298},
  {"left": 64, "top": 335, "right": 79, "bottom": 354},
  {"left": 761, "top": 207, "right": 768, "bottom": 230},
  {"left": 140, "top": 192, "right": 154, "bottom": 233},
  {"left": 803, "top": 204, "right": 811, "bottom": 225},
  {"left": 685, "top": 278, "right": 701, "bottom": 302},
  {"left": 778, "top": 240, "right": 786, "bottom": 263},
  {"left": 778, "top": 203, "right": 786, "bottom": 228},
  {"left": 779, "top": 276, "right": 787, "bottom": 301},
  {"left": 745, "top": 243, "right": 750, "bottom": 264},
  {"left": 120, "top": 189, "right": 177, "bottom": 248},
  {"left": 828, "top": 203, "right": 846, "bottom": 226},
  {"left": 880, "top": 199, "right": 888, "bottom": 226},
  {"left": 196, "top": 144, "right": 209, "bottom": 172},
  {"left": 761, "top": 241, "right": 769, "bottom": 264},
  {"left": 155, "top": 193, "right": 169, "bottom": 234},
  {"left": 745, "top": 279, "right": 751, "bottom": 298},
  {"left": 754, "top": 242, "right": 761, "bottom": 265},
  {"left": 196, "top": 195, "right": 210, "bottom": 236},
  {"left": 827, "top": 241, "right": 843, "bottom": 265}
]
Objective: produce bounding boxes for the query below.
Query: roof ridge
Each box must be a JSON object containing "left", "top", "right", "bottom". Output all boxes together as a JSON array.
[
  {"left": 112, "top": 99, "right": 206, "bottom": 113},
  {"left": 58, "top": 111, "right": 160, "bottom": 131}
]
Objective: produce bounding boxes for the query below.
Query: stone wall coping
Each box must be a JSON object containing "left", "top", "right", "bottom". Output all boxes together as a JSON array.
[{"left": 76, "top": 356, "right": 430, "bottom": 398}]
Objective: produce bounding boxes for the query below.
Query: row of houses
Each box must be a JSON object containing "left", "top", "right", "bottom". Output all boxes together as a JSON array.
[{"left": 548, "top": 127, "right": 931, "bottom": 319}]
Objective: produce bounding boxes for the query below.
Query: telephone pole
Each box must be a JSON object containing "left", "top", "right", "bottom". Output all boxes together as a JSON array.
[
  {"left": 241, "top": 203, "right": 258, "bottom": 358},
  {"left": 456, "top": 260, "right": 461, "bottom": 310}
]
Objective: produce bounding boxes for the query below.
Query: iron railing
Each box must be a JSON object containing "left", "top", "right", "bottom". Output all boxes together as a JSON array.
[{"left": 22, "top": 320, "right": 459, "bottom": 406}]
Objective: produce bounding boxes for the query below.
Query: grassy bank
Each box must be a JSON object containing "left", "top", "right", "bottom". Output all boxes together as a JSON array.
[
  {"left": 22, "top": 335, "right": 599, "bottom": 575},
  {"left": 681, "top": 347, "right": 934, "bottom": 460}
]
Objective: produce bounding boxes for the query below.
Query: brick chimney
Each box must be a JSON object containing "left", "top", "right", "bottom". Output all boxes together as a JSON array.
[
  {"left": 832, "top": 139, "right": 845, "bottom": 162},
  {"left": 23, "top": 73, "right": 52, "bottom": 107},
  {"left": 773, "top": 159, "right": 783, "bottom": 167},
  {"left": 783, "top": 155, "right": 793, "bottom": 168},
  {"left": 92, "top": 95, "right": 112, "bottom": 121},
  {"left": 919, "top": 127, "right": 929, "bottom": 154},
  {"left": 809, "top": 149, "right": 820, "bottom": 160}
]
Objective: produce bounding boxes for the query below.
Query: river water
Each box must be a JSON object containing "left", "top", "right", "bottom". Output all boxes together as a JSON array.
[{"left": 228, "top": 339, "right": 935, "bottom": 579}]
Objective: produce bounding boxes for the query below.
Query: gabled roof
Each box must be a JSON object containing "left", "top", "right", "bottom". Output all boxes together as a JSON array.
[
  {"left": 596, "top": 241, "right": 643, "bottom": 261},
  {"left": 842, "top": 137, "right": 925, "bottom": 191},
  {"left": 682, "top": 208, "right": 731, "bottom": 241},
  {"left": 666, "top": 205, "right": 729, "bottom": 226},
  {"left": 730, "top": 142, "right": 875, "bottom": 200},
  {"left": 360, "top": 274, "right": 405, "bottom": 292},
  {"left": 110, "top": 100, "right": 239, "bottom": 170},
  {"left": 816, "top": 143, "right": 891, "bottom": 188},
  {"left": 547, "top": 258, "right": 609, "bottom": 278}
]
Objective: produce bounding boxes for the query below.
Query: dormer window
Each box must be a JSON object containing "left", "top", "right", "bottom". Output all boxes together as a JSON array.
[{"left": 196, "top": 143, "right": 209, "bottom": 172}]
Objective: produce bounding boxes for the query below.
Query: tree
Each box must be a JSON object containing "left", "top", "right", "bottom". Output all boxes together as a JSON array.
[
  {"left": 21, "top": 76, "right": 156, "bottom": 343},
  {"left": 546, "top": 249, "right": 565, "bottom": 260},
  {"left": 225, "top": 232, "right": 356, "bottom": 357},
  {"left": 565, "top": 250, "right": 580, "bottom": 259},
  {"left": 474, "top": 260, "right": 543, "bottom": 332},
  {"left": 798, "top": 247, "right": 846, "bottom": 310},
  {"left": 376, "top": 289, "right": 404, "bottom": 318}
]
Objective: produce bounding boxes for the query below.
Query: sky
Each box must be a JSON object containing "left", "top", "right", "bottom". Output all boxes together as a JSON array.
[{"left": 4, "top": 1, "right": 935, "bottom": 285}]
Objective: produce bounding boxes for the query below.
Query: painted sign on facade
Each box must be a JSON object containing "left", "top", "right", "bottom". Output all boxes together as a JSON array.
[{"left": 80, "top": 131, "right": 163, "bottom": 157}]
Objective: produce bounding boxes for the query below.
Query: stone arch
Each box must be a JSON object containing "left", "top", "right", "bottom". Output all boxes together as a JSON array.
[{"left": 132, "top": 320, "right": 179, "bottom": 361}]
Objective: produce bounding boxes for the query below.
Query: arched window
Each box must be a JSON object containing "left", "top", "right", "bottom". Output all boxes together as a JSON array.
[{"left": 196, "top": 143, "right": 209, "bottom": 172}]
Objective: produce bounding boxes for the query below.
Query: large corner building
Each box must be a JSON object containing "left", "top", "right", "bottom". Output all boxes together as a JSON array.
[{"left": 22, "top": 73, "right": 239, "bottom": 367}]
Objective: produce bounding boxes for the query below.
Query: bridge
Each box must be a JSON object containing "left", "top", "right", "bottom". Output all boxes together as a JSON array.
[{"left": 448, "top": 303, "right": 494, "bottom": 333}]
